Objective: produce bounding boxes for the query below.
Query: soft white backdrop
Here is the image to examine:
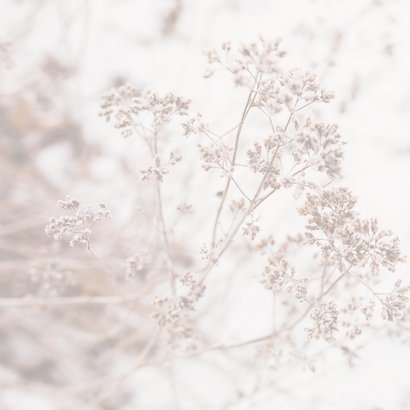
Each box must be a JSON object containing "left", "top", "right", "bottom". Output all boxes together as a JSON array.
[{"left": 1, "top": 0, "right": 409, "bottom": 409}]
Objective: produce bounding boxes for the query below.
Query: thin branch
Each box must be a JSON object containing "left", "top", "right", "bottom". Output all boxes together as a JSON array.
[{"left": 211, "top": 74, "right": 261, "bottom": 247}]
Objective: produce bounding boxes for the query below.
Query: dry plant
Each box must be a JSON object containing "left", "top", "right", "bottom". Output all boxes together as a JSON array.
[{"left": 1, "top": 37, "right": 409, "bottom": 409}]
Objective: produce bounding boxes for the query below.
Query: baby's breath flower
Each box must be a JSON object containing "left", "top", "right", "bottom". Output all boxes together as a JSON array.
[
  {"left": 261, "top": 254, "right": 295, "bottom": 292},
  {"left": 198, "top": 141, "right": 232, "bottom": 171},
  {"left": 177, "top": 202, "right": 192, "bottom": 214},
  {"left": 45, "top": 197, "right": 110, "bottom": 249},
  {"left": 242, "top": 220, "right": 261, "bottom": 241},
  {"left": 260, "top": 251, "right": 308, "bottom": 302},
  {"left": 182, "top": 113, "right": 208, "bottom": 137},
  {"left": 292, "top": 119, "right": 344, "bottom": 179},
  {"left": 101, "top": 85, "right": 190, "bottom": 137},
  {"left": 299, "top": 188, "right": 405, "bottom": 275},
  {"left": 205, "top": 37, "right": 285, "bottom": 87},
  {"left": 382, "top": 281, "right": 409, "bottom": 321},
  {"left": 306, "top": 301, "right": 340, "bottom": 343},
  {"left": 126, "top": 252, "right": 150, "bottom": 279}
]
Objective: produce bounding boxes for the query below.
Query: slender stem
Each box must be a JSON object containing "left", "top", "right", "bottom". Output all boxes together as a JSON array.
[
  {"left": 231, "top": 176, "right": 252, "bottom": 202},
  {"left": 0, "top": 276, "right": 165, "bottom": 308},
  {"left": 153, "top": 132, "right": 176, "bottom": 294},
  {"left": 321, "top": 272, "right": 346, "bottom": 297},
  {"left": 141, "top": 126, "right": 176, "bottom": 294},
  {"left": 211, "top": 75, "right": 261, "bottom": 247},
  {"left": 199, "top": 104, "right": 297, "bottom": 284}
]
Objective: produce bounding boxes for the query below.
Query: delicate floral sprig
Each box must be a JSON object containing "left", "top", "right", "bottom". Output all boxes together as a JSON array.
[
  {"left": 306, "top": 301, "right": 340, "bottom": 342},
  {"left": 261, "top": 252, "right": 308, "bottom": 302},
  {"left": 152, "top": 272, "right": 204, "bottom": 346},
  {"left": 92, "top": 38, "right": 409, "bottom": 368},
  {"left": 382, "top": 280, "right": 409, "bottom": 321},
  {"left": 299, "top": 188, "right": 405, "bottom": 275},
  {"left": 100, "top": 86, "right": 190, "bottom": 137},
  {"left": 45, "top": 196, "right": 111, "bottom": 249}
]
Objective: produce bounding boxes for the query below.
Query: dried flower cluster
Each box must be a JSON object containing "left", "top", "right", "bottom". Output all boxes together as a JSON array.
[
  {"left": 306, "top": 301, "right": 340, "bottom": 342},
  {"left": 27, "top": 37, "right": 408, "bottom": 408},
  {"left": 205, "top": 38, "right": 286, "bottom": 87},
  {"left": 100, "top": 85, "right": 190, "bottom": 137},
  {"left": 45, "top": 195, "right": 111, "bottom": 249},
  {"left": 152, "top": 272, "right": 205, "bottom": 346},
  {"left": 125, "top": 252, "right": 150, "bottom": 279},
  {"left": 261, "top": 252, "right": 307, "bottom": 302},
  {"left": 299, "top": 187, "right": 405, "bottom": 275},
  {"left": 1, "top": 0, "right": 408, "bottom": 406},
  {"left": 94, "top": 39, "right": 408, "bottom": 364},
  {"left": 382, "top": 280, "right": 409, "bottom": 321},
  {"left": 292, "top": 119, "right": 343, "bottom": 179}
]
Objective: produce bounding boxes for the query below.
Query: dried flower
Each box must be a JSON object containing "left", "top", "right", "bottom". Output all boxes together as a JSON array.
[
  {"left": 101, "top": 86, "right": 190, "bottom": 137},
  {"left": 261, "top": 252, "right": 308, "bottom": 302},
  {"left": 291, "top": 119, "right": 344, "bottom": 179},
  {"left": 45, "top": 196, "right": 110, "bottom": 248},
  {"left": 306, "top": 301, "right": 340, "bottom": 342},
  {"left": 299, "top": 188, "right": 405, "bottom": 274},
  {"left": 382, "top": 281, "right": 409, "bottom": 321},
  {"left": 182, "top": 113, "right": 208, "bottom": 137},
  {"left": 126, "top": 252, "right": 150, "bottom": 279}
]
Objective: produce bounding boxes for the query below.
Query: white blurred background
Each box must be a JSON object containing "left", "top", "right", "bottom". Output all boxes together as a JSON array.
[{"left": 1, "top": 0, "right": 409, "bottom": 409}]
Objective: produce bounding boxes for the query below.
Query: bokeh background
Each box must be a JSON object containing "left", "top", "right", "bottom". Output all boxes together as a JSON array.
[{"left": 0, "top": 0, "right": 409, "bottom": 409}]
